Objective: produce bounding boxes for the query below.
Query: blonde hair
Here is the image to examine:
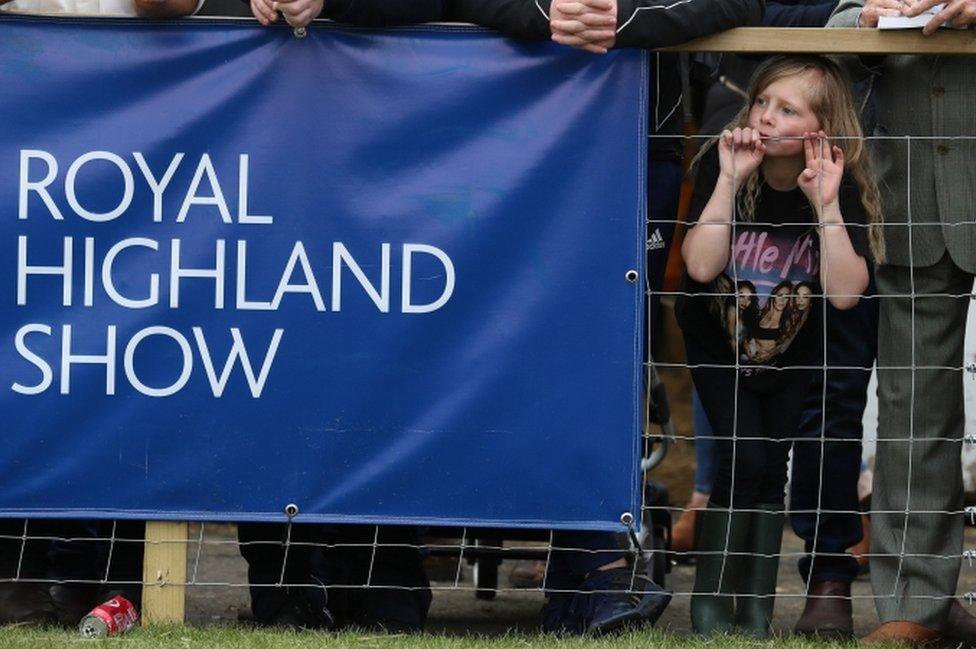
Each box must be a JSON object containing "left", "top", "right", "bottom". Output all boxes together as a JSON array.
[{"left": 698, "top": 55, "right": 885, "bottom": 262}]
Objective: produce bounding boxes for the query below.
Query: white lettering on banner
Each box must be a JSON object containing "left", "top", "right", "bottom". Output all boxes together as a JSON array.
[
  {"left": 11, "top": 149, "right": 457, "bottom": 398},
  {"left": 332, "top": 242, "right": 390, "bottom": 313},
  {"left": 11, "top": 324, "right": 284, "bottom": 398},
  {"left": 133, "top": 152, "right": 184, "bottom": 223},
  {"left": 17, "top": 235, "right": 72, "bottom": 306},
  {"left": 402, "top": 244, "right": 456, "bottom": 314},
  {"left": 103, "top": 238, "right": 160, "bottom": 309},
  {"left": 11, "top": 324, "right": 53, "bottom": 395},
  {"left": 193, "top": 327, "right": 283, "bottom": 398},
  {"left": 123, "top": 326, "right": 193, "bottom": 397},
  {"left": 19, "top": 150, "right": 63, "bottom": 220},
  {"left": 17, "top": 237, "right": 455, "bottom": 314},
  {"left": 60, "top": 323, "right": 117, "bottom": 395},
  {"left": 235, "top": 241, "right": 274, "bottom": 311},
  {"left": 65, "top": 151, "right": 134, "bottom": 222},
  {"left": 18, "top": 150, "right": 273, "bottom": 225},
  {"left": 271, "top": 241, "right": 326, "bottom": 312},
  {"left": 170, "top": 239, "right": 226, "bottom": 309},
  {"left": 176, "top": 153, "right": 232, "bottom": 224}
]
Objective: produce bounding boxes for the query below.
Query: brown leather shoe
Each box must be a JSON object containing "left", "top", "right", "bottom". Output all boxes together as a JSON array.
[
  {"left": 861, "top": 621, "right": 941, "bottom": 646},
  {"left": 945, "top": 599, "right": 976, "bottom": 645},
  {"left": 793, "top": 580, "right": 854, "bottom": 639}
]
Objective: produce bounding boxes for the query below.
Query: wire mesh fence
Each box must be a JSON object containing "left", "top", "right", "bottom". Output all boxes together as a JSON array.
[{"left": 2, "top": 24, "right": 976, "bottom": 640}]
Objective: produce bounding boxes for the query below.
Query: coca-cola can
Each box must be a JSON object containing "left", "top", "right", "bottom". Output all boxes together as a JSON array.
[{"left": 79, "top": 596, "right": 139, "bottom": 638}]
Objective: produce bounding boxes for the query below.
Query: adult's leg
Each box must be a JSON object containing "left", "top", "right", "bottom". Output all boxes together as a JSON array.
[
  {"left": 101, "top": 520, "right": 145, "bottom": 608},
  {"left": 0, "top": 519, "right": 56, "bottom": 624},
  {"left": 341, "top": 526, "right": 431, "bottom": 633},
  {"left": 48, "top": 520, "right": 104, "bottom": 625},
  {"left": 692, "top": 389, "right": 718, "bottom": 497},
  {"left": 791, "top": 280, "right": 878, "bottom": 588},
  {"left": 238, "top": 522, "right": 328, "bottom": 627},
  {"left": 872, "top": 255, "right": 971, "bottom": 631},
  {"left": 791, "top": 281, "right": 878, "bottom": 638}
]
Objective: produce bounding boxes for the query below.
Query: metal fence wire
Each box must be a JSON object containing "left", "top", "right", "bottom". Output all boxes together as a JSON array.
[{"left": 2, "top": 37, "right": 976, "bottom": 636}]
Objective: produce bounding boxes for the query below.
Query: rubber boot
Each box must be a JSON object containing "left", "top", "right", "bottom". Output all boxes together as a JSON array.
[
  {"left": 690, "top": 505, "right": 750, "bottom": 635},
  {"left": 734, "top": 503, "right": 785, "bottom": 637}
]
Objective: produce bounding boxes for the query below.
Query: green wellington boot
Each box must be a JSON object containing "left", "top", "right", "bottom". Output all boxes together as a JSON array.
[
  {"left": 734, "top": 503, "right": 785, "bottom": 637},
  {"left": 690, "top": 505, "right": 751, "bottom": 635}
]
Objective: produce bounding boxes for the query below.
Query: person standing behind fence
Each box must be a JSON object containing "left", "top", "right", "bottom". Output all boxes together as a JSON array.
[
  {"left": 827, "top": 1, "right": 976, "bottom": 645},
  {"left": 678, "top": 55, "right": 880, "bottom": 637},
  {"left": 672, "top": 1, "right": 848, "bottom": 561},
  {"left": 683, "top": 9, "right": 882, "bottom": 632},
  {"left": 689, "top": 3, "right": 884, "bottom": 638}
]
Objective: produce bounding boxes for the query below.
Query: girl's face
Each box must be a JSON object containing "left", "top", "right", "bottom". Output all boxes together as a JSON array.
[
  {"left": 747, "top": 73, "right": 822, "bottom": 157},
  {"left": 795, "top": 285, "right": 813, "bottom": 311},
  {"left": 772, "top": 287, "right": 790, "bottom": 310}
]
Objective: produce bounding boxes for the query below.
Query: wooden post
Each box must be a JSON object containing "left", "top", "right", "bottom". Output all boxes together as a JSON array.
[{"left": 141, "top": 521, "right": 188, "bottom": 624}]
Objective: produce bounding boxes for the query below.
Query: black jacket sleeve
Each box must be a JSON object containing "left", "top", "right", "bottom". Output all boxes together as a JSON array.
[
  {"left": 444, "top": 0, "right": 551, "bottom": 40},
  {"left": 322, "top": 0, "right": 444, "bottom": 25},
  {"left": 614, "top": 0, "right": 764, "bottom": 48},
  {"left": 764, "top": 0, "right": 837, "bottom": 27}
]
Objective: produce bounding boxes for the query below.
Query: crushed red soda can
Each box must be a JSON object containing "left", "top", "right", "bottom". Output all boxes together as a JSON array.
[{"left": 79, "top": 596, "right": 139, "bottom": 638}]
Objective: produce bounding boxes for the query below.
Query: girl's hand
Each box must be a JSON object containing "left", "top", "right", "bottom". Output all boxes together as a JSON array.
[
  {"left": 798, "top": 131, "right": 844, "bottom": 213},
  {"left": 718, "top": 127, "right": 765, "bottom": 186},
  {"left": 274, "top": 0, "right": 322, "bottom": 27}
]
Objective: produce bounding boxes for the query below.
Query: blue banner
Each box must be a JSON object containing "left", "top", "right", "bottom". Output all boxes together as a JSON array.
[{"left": 0, "top": 16, "right": 648, "bottom": 530}]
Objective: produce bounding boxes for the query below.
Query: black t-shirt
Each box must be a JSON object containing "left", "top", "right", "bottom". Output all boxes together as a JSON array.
[{"left": 677, "top": 146, "right": 870, "bottom": 379}]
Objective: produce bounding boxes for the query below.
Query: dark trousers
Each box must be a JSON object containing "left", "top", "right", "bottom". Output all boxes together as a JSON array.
[
  {"left": 1, "top": 519, "right": 143, "bottom": 596},
  {"left": 238, "top": 521, "right": 330, "bottom": 625},
  {"left": 238, "top": 523, "right": 430, "bottom": 631},
  {"left": 688, "top": 349, "right": 813, "bottom": 509},
  {"left": 646, "top": 160, "right": 681, "bottom": 332},
  {"left": 0, "top": 519, "right": 55, "bottom": 581},
  {"left": 548, "top": 531, "right": 624, "bottom": 585},
  {"left": 48, "top": 520, "right": 145, "bottom": 607},
  {"left": 790, "top": 279, "right": 877, "bottom": 585}
]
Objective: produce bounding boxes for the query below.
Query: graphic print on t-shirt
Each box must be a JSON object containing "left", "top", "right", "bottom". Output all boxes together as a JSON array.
[{"left": 713, "top": 224, "right": 819, "bottom": 369}]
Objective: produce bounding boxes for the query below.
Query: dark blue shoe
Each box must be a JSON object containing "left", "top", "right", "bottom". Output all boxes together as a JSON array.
[{"left": 577, "top": 568, "right": 671, "bottom": 635}]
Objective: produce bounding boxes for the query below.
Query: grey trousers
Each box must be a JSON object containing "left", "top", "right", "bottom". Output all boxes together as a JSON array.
[{"left": 872, "top": 253, "right": 973, "bottom": 630}]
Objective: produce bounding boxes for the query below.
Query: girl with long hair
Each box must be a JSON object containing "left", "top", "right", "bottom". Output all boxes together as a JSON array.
[{"left": 676, "top": 55, "right": 880, "bottom": 636}]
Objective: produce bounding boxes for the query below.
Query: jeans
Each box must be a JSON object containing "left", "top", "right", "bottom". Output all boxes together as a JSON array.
[
  {"left": 790, "top": 276, "right": 877, "bottom": 585},
  {"left": 692, "top": 388, "right": 717, "bottom": 495}
]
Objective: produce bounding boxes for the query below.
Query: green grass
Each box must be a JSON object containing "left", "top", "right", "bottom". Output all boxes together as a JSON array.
[{"left": 0, "top": 626, "right": 871, "bottom": 649}]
